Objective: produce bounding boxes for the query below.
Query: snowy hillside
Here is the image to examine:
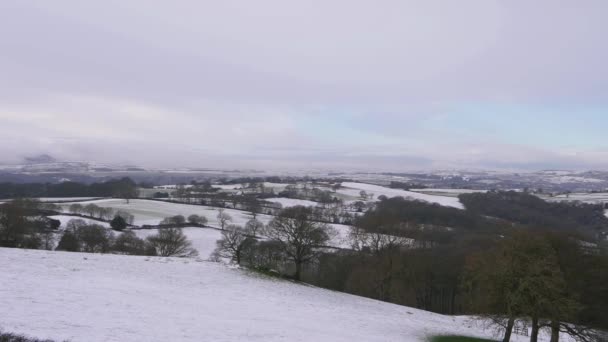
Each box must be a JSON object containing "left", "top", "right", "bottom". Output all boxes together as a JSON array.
[{"left": 0, "top": 248, "right": 545, "bottom": 342}]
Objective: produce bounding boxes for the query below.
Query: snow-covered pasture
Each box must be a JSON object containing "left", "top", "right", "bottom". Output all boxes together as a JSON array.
[
  {"left": 410, "top": 189, "right": 487, "bottom": 197},
  {"left": 337, "top": 182, "right": 464, "bottom": 209},
  {"left": 545, "top": 192, "right": 608, "bottom": 204},
  {"left": 0, "top": 248, "right": 551, "bottom": 342},
  {"left": 58, "top": 199, "right": 272, "bottom": 228},
  {"left": 265, "top": 197, "right": 320, "bottom": 208},
  {"left": 37, "top": 197, "right": 100, "bottom": 202},
  {"left": 55, "top": 199, "right": 349, "bottom": 250}
]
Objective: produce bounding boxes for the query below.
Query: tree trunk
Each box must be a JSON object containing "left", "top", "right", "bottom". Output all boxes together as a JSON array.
[
  {"left": 503, "top": 316, "right": 515, "bottom": 342},
  {"left": 550, "top": 320, "right": 559, "bottom": 342},
  {"left": 294, "top": 261, "right": 302, "bottom": 281},
  {"left": 530, "top": 317, "right": 539, "bottom": 342}
]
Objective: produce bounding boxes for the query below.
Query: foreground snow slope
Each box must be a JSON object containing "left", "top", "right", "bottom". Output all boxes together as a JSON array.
[{"left": 0, "top": 248, "right": 539, "bottom": 342}]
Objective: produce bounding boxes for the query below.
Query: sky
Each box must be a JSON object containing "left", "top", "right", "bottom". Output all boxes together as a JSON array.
[{"left": 1, "top": 0, "right": 607, "bottom": 171}]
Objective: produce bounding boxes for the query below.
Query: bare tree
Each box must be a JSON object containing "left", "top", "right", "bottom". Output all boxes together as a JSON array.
[
  {"left": 217, "top": 209, "right": 232, "bottom": 230},
  {"left": 146, "top": 228, "right": 198, "bottom": 257},
  {"left": 213, "top": 224, "right": 254, "bottom": 265},
  {"left": 349, "top": 225, "right": 411, "bottom": 255},
  {"left": 245, "top": 218, "right": 264, "bottom": 237},
  {"left": 100, "top": 207, "right": 115, "bottom": 220},
  {"left": 69, "top": 203, "right": 83, "bottom": 214},
  {"left": 83, "top": 203, "right": 99, "bottom": 217},
  {"left": 266, "top": 206, "right": 334, "bottom": 280},
  {"left": 66, "top": 218, "right": 88, "bottom": 231}
]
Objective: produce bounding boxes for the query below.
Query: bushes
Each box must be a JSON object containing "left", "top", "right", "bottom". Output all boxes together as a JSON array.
[
  {"left": 145, "top": 228, "right": 198, "bottom": 257},
  {"left": 160, "top": 215, "right": 186, "bottom": 226},
  {"left": 75, "top": 225, "right": 114, "bottom": 253},
  {"left": 112, "top": 231, "right": 151, "bottom": 255},
  {"left": 56, "top": 231, "right": 79, "bottom": 252},
  {"left": 54, "top": 219, "right": 197, "bottom": 257},
  {"left": 110, "top": 215, "right": 127, "bottom": 231},
  {"left": 187, "top": 214, "right": 208, "bottom": 226}
]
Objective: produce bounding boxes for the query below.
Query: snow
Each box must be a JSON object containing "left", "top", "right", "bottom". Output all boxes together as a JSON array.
[
  {"left": 547, "top": 192, "right": 608, "bottom": 204},
  {"left": 0, "top": 248, "right": 553, "bottom": 342},
  {"left": 410, "top": 189, "right": 487, "bottom": 195},
  {"left": 547, "top": 176, "right": 604, "bottom": 184},
  {"left": 265, "top": 197, "right": 319, "bottom": 208},
  {"left": 36, "top": 197, "right": 100, "bottom": 202},
  {"left": 338, "top": 182, "right": 464, "bottom": 209},
  {"left": 58, "top": 199, "right": 272, "bottom": 228},
  {"left": 213, "top": 184, "right": 244, "bottom": 190}
]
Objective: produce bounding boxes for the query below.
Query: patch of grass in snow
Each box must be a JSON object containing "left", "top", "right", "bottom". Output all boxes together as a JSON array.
[
  {"left": 429, "top": 336, "right": 497, "bottom": 342},
  {"left": 245, "top": 266, "right": 292, "bottom": 281},
  {"left": 0, "top": 330, "right": 62, "bottom": 342}
]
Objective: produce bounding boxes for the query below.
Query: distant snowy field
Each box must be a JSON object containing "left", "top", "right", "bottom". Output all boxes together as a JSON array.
[
  {"left": 337, "top": 182, "right": 464, "bottom": 209},
  {"left": 546, "top": 192, "right": 608, "bottom": 204},
  {"left": 58, "top": 199, "right": 271, "bottom": 227},
  {"left": 265, "top": 197, "right": 319, "bottom": 208},
  {"left": 37, "top": 197, "right": 100, "bottom": 202},
  {"left": 54, "top": 200, "right": 349, "bottom": 250},
  {"left": 0, "top": 248, "right": 554, "bottom": 342}
]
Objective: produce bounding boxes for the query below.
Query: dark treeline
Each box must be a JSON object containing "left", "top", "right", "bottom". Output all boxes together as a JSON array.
[
  {"left": 298, "top": 196, "right": 608, "bottom": 342},
  {"left": 460, "top": 191, "right": 608, "bottom": 240},
  {"left": 355, "top": 196, "right": 507, "bottom": 234},
  {"left": 217, "top": 176, "right": 353, "bottom": 185},
  {"left": 0, "top": 178, "right": 138, "bottom": 199}
]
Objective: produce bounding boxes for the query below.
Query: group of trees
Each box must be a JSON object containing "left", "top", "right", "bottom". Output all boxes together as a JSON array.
[
  {"left": 157, "top": 214, "right": 209, "bottom": 227},
  {"left": 56, "top": 219, "right": 198, "bottom": 257},
  {"left": 0, "top": 199, "right": 60, "bottom": 249},
  {"left": 68, "top": 203, "right": 135, "bottom": 225},
  {"left": 0, "top": 177, "right": 139, "bottom": 200},
  {"left": 301, "top": 195, "right": 608, "bottom": 342},
  {"left": 460, "top": 191, "right": 608, "bottom": 240},
  {"left": 463, "top": 231, "right": 607, "bottom": 342},
  {"left": 213, "top": 206, "right": 335, "bottom": 281}
]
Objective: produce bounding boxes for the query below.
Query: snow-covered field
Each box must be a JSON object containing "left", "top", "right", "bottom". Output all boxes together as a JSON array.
[
  {"left": 545, "top": 192, "right": 608, "bottom": 204},
  {"left": 337, "top": 182, "right": 464, "bottom": 209},
  {"left": 0, "top": 248, "right": 549, "bottom": 342},
  {"left": 51, "top": 199, "right": 348, "bottom": 251},
  {"left": 410, "top": 189, "right": 487, "bottom": 196},
  {"left": 58, "top": 199, "right": 272, "bottom": 228},
  {"left": 37, "top": 197, "right": 100, "bottom": 202},
  {"left": 265, "top": 197, "right": 319, "bottom": 208}
]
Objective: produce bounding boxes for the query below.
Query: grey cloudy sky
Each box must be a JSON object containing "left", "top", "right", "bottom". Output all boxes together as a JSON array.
[{"left": 1, "top": 0, "right": 607, "bottom": 171}]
